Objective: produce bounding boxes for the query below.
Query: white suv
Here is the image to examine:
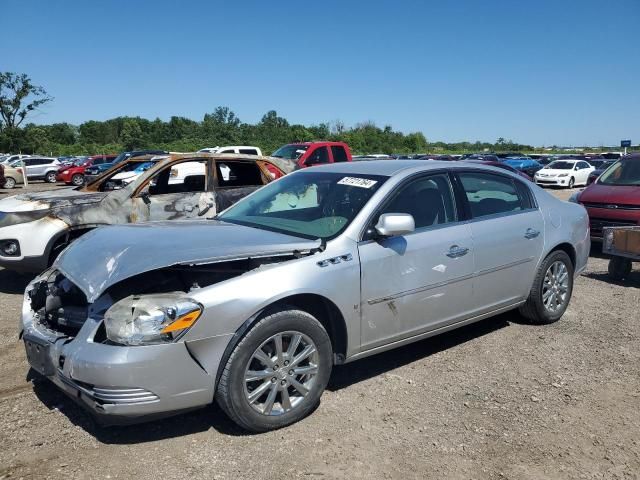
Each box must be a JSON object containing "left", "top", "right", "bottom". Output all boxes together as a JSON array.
[
  {"left": 10, "top": 157, "right": 60, "bottom": 183},
  {"left": 197, "top": 146, "right": 263, "bottom": 155}
]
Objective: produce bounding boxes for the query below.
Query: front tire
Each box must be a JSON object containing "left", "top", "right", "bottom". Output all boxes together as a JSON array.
[
  {"left": 45, "top": 171, "right": 57, "bottom": 183},
  {"left": 71, "top": 174, "right": 84, "bottom": 186},
  {"left": 216, "top": 308, "right": 332, "bottom": 432},
  {"left": 519, "top": 250, "right": 574, "bottom": 324},
  {"left": 568, "top": 177, "right": 575, "bottom": 188}
]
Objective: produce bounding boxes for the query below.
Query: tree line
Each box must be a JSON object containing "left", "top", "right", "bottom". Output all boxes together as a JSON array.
[{"left": 0, "top": 71, "right": 536, "bottom": 156}]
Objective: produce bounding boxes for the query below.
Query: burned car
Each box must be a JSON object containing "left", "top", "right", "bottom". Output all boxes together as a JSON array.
[
  {"left": 20, "top": 161, "right": 589, "bottom": 432},
  {"left": 0, "top": 153, "right": 288, "bottom": 273}
]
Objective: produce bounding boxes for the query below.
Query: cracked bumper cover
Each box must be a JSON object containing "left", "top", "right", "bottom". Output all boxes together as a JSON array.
[{"left": 21, "top": 296, "right": 233, "bottom": 424}]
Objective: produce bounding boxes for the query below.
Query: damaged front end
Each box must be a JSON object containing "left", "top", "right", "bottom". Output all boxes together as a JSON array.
[{"left": 20, "top": 226, "right": 320, "bottom": 424}]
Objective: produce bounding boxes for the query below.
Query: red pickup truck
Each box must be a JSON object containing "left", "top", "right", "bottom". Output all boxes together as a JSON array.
[{"left": 271, "top": 141, "right": 352, "bottom": 169}]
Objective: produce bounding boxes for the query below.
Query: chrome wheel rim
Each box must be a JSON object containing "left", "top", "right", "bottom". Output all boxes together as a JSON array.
[
  {"left": 4, "top": 178, "right": 15, "bottom": 188},
  {"left": 244, "top": 331, "right": 319, "bottom": 416},
  {"left": 542, "top": 261, "right": 570, "bottom": 312}
]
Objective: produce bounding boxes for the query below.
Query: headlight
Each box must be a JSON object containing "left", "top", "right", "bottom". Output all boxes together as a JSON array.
[
  {"left": 61, "top": 170, "right": 68, "bottom": 174},
  {"left": 558, "top": 173, "right": 569, "bottom": 177},
  {"left": 104, "top": 294, "right": 202, "bottom": 345}
]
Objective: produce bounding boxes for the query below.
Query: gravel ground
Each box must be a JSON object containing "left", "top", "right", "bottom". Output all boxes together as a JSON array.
[{"left": 0, "top": 184, "right": 638, "bottom": 480}]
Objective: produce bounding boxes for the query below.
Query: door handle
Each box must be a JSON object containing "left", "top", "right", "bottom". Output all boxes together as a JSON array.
[
  {"left": 446, "top": 245, "right": 469, "bottom": 258},
  {"left": 524, "top": 228, "right": 540, "bottom": 239}
]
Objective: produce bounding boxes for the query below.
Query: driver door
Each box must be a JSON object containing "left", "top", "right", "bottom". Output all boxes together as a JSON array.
[{"left": 130, "top": 159, "right": 215, "bottom": 223}]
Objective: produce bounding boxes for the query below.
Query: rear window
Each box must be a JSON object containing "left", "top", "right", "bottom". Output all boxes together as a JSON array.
[
  {"left": 216, "top": 161, "right": 263, "bottom": 187},
  {"left": 459, "top": 172, "right": 531, "bottom": 218},
  {"left": 239, "top": 148, "right": 259, "bottom": 155},
  {"left": 331, "top": 146, "right": 348, "bottom": 162}
]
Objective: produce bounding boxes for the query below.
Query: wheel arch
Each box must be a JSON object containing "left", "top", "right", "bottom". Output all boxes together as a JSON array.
[
  {"left": 213, "top": 293, "right": 348, "bottom": 389},
  {"left": 549, "top": 242, "right": 576, "bottom": 268}
]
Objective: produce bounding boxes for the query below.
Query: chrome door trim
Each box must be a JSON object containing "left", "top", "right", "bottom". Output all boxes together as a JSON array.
[
  {"left": 347, "top": 300, "right": 525, "bottom": 363},
  {"left": 365, "top": 256, "right": 535, "bottom": 305}
]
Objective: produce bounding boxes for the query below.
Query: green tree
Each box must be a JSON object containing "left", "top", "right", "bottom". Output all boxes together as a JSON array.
[
  {"left": 0, "top": 72, "right": 53, "bottom": 131},
  {"left": 120, "top": 118, "right": 144, "bottom": 150}
]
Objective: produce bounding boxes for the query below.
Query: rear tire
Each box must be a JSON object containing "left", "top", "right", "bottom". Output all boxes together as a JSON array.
[
  {"left": 608, "top": 257, "right": 632, "bottom": 281},
  {"left": 71, "top": 174, "right": 84, "bottom": 186},
  {"left": 3, "top": 177, "right": 16, "bottom": 189},
  {"left": 216, "top": 308, "right": 332, "bottom": 432},
  {"left": 45, "top": 171, "right": 57, "bottom": 183},
  {"left": 519, "top": 250, "right": 574, "bottom": 324}
]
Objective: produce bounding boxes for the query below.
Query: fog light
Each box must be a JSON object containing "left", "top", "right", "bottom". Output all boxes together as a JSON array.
[{"left": 1, "top": 240, "right": 20, "bottom": 256}]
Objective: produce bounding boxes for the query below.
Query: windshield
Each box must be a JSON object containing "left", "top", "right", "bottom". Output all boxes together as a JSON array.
[
  {"left": 598, "top": 159, "right": 640, "bottom": 186},
  {"left": 218, "top": 171, "right": 387, "bottom": 240},
  {"left": 271, "top": 144, "right": 309, "bottom": 160},
  {"left": 88, "top": 160, "right": 157, "bottom": 191},
  {"left": 546, "top": 161, "right": 574, "bottom": 170},
  {"left": 112, "top": 152, "right": 132, "bottom": 164}
]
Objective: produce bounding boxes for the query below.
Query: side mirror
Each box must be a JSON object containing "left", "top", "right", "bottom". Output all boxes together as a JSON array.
[{"left": 374, "top": 213, "right": 415, "bottom": 237}]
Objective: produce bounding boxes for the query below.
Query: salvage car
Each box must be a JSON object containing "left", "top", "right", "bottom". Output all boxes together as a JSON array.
[
  {"left": 0, "top": 153, "right": 286, "bottom": 272},
  {"left": 570, "top": 153, "right": 640, "bottom": 239},
  {"left": 534, "top": 159, "right": 595, "bottom": 188},
  {"left": 19, "top": 160, "right": 589, "bottom": 431}
]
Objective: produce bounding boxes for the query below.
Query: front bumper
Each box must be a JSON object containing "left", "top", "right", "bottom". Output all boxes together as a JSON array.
[
  {"left": 21, "top": 298, "right": 232, "bottom": 424},
  {"left": 56, "top": 172, "right": 73, "bottom": 183},
  {"left": 534, "top": 176, "right": 570, "bottom": 186}
]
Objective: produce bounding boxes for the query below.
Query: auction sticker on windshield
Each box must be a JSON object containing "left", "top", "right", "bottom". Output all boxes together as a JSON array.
[{"left": 337, "top": 177, "right": 378, "bottom": 188}]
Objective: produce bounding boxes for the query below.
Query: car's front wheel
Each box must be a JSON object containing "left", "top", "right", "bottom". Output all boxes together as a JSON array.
[
  {"left": 71, "top": 174, "right": 84, "bottom": 186},
  {"left": 568, "top": 177, "right": 575, "bottom": 188},
  {"left": 45, "top": 171, "right": 57, "bottom": 183},
  {"left": 216, "top": 308, "right": 332, "bottom": 432},
  {"left": 519, "top": 250, "right": 574, "bottom": 324}
]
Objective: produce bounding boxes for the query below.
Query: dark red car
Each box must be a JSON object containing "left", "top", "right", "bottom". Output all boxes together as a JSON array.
[
  {"left": 572, "top": 154, "right": 640, "bottom": 239},
  {"left": 462, "top": 159, "right": 533, "bottom": 181},
  {"left": 271, "top": 142, "right": 352, "bottom": 168},
  {"left": 56, "top": 154, "right": 117, "bottom": 186}
]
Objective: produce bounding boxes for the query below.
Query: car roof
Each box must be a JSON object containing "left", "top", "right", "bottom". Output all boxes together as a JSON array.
[{"left": 306, "top": 159, "right": 474, "bottom": 177}]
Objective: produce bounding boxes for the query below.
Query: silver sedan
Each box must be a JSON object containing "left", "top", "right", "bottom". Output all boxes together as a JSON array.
[{"left": 20, "top": 160, "right": 590, "bottom": 431}]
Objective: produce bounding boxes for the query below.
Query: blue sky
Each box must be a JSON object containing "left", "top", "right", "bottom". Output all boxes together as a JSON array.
[{"left": 2, "top": 0, "right": 639, "bottom": 146}]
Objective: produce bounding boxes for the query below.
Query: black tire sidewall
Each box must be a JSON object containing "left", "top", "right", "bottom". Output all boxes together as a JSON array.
[
  {"left": 222, "top": 310, "right": 332, "bottom": 431},
  {"left": 608, "top": 257, "right": 632, "bottom": 280},
  {"left": 568, "top": 177, "right": 575, "bottom": 188},
  {"left": 531, "top": 251, "right": 574, "bottom": 323}
]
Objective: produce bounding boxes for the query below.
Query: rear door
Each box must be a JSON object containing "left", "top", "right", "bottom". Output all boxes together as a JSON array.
[
  {"left": 358, "top": 173, "right": 475, "bottom": 350},
  {"left": 131, "top": 158, "right": 215, "bottom": 222},
  {"left": 456, "top": 171, "right": 544, "bottom": 313}
]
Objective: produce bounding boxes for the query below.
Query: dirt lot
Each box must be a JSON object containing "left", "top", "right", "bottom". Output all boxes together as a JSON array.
[{"left": 0, "top": 183, "right": 638, "bottom": 479}]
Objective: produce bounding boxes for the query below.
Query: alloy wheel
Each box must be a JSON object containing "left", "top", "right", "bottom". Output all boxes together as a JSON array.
[
  {"left": 243, "top": 331, "right": 319, "bottom": 416},
  {"left": 542, "top": 260, "right": 569, "bottom": 312}
]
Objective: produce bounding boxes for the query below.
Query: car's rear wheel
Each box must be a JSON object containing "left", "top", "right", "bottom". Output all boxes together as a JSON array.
[
  {"left": 3, "top": 177, "right": 16, "bottom": 189},
  {"left": 45, "top": 171, "right": 57, "bottom": 183},
  {"left": 216, "top": 308, "right": 332, "bottom": 432},
  {"left": 519, "top": 250, "right": 574, "bottom": 324},
  {"left": 568, "top": 177, "right": 575, "bottom": 188},
  {"left": 71, "top": 174, "right": 84, "bottom": 186},
  {"left": 608, "top": 257, "right": 632, "bottom": 281}
]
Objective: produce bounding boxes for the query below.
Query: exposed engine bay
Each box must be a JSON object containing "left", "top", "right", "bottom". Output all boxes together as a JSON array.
[{"left": 28, "top": 255, "right": 299, "bottom": 339}]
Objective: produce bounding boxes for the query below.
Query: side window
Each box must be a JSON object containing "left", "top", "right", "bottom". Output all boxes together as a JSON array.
[
  {"left": 459, "top": 172, "right": 529, "bottom": 218},
  {"left": 147, "top": 160, "right": 208, "bottom": 196},
  {"left": 378, "top": 174, "right": 456, "bottom": 229},
  {"left": 219, "top": 149, "right": 235, "bottom": 154},
  {"left": 239, "top": 148, "right": 258, "bottom": 155},
  {"left": 216, "top": 161, "right": 263, "bottom": 188},
  {"left": 331, "top": 146, "right": 348, "bottom": 162},
  {"left": 305, "top": 147, "right": 329, "bottom": 166},
  {"left": 579, "top": 161, "right": 589, "bottom": 169}
]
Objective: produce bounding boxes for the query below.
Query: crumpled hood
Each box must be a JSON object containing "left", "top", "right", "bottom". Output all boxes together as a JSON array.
[
  {"left": 55, "top": 221, "right": 322, "bottom": 302},
  {"left": 0, "top": 188, "right": 107, "bottom": 213}
]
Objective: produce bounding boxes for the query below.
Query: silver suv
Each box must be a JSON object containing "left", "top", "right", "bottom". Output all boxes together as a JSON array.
[{"left": 11, "top": 157, "right": 60, "bottom": 183}]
